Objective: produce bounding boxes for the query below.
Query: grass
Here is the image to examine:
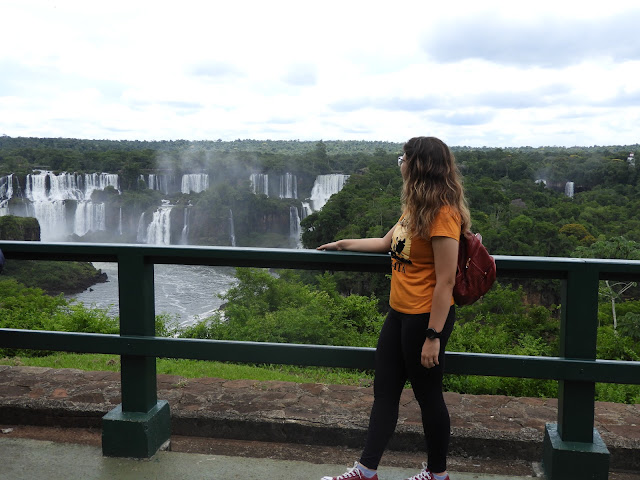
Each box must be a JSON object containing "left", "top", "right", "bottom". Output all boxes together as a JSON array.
[{"left": 0, "top": 352, "right": 374, "bottom": 386}]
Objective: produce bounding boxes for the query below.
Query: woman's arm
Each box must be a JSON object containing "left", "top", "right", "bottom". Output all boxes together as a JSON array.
[
  {"left": 421, "top": 235, "right": 459, "bottom": 368},
  {"left": 317, "top": 224, "right": 397, "bottom": 253}
]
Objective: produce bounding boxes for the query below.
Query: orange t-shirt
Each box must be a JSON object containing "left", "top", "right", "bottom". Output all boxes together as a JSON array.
[{"left": 389, "top": 206, "right": 461, "bottom": 314}]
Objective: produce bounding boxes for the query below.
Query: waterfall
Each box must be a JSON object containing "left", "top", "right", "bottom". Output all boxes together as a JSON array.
[
  {"left": 250, "top": 173, "right": 269, "bottom": 196},
  {"left": 279, "top": 173, "right": 297, "bottom": 199},
  {"left": 84, "top": 173, "right": 120, "bottom": 196},
  {"left": 118, "top": 207, "right": 123, "bottom": 235},
  {"left": 146, "top": 202, "right": 173, "bottom": 245},
  {"left": 565, "top": 181, "right": 575, "bottom": 198},
  {"left": 0, "top": 174, "right": 14, "bottom": 202},
  {"left": 251, "top": 173, "right": 296, "bottom": 198},
  {"left": 20, "top": 171, "right": 120, "bottom": 240},
  {"left": 74, "top": 202, "right": 106, "bottom": 236},
  {"left": 149, "top": 174, "right": 160, "bottom": 192},
  {"left": 141, "top": 174, "right": 179, "bottom": 194},
  {"left": 0, "top": 174, "right": 13, "bottom": 215},
  {"left": 290, "top": 206, "right": 302, "bottom": 248},
  {"left": 309, "top": 174, "right": 350, "bottom": 212},
  {"left": 181, "top": 207, "right": 190, "bottom": 244},
  {"left": 301, "top": 202, "right": 312, "bottom": 219},
  {"left": 26, "top": 201, "right": 66, "bottom": 241},
  {"left": 23, "top": 172, "right": 118, "bottom": 201},
  {"left": 229, "top": 209, "right": 236, "bottom": 247},
  {"left": 181, "top": 174, "right": 209, "bottom": 194},
  {"left": 136, "top": 212, "right": 147, "bottom": 243}
]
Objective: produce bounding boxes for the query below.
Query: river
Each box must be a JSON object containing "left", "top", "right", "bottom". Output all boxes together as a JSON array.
[{"left": 68, "top": 262, "right": 237, "bottom": 328}]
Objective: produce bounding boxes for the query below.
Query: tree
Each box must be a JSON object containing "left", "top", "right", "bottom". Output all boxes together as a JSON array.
[
  {"left": 573, "top": 236, "right": 640, "bottom": 330},
  {"left": 559, "top": 223, "right": 595, "bottom": 246},
  {"left": 181, "top": 268, "right": 383, "bottom": 347}
]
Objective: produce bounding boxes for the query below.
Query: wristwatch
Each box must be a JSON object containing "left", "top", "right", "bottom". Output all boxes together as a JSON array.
[{"left": 425, "top": 327, "right": 442, "bottom": 339}]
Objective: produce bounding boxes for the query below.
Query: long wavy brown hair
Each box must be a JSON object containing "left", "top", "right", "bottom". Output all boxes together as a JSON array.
[{"left": 401, "top": 136, "right": 471, "bottom": 237}]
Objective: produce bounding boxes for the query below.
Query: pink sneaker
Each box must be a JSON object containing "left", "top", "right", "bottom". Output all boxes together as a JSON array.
[
  {"left": 404, "top": 463, "right": 449, "bottom": 480},
  {"left": 321, "top": 462, "right": 379, "bottom": 480}
]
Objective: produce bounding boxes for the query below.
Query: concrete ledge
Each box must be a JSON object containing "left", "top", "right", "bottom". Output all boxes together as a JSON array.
[{"left": 1, "top": 366, "right": 638, "bottom": 471}]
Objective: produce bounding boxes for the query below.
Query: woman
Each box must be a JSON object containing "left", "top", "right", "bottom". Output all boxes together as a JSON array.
[{"left": 318, "top": 137, "right": 471, "bottom": 480}]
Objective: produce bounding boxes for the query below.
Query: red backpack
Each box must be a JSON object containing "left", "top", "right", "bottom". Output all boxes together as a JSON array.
[{"left": 453, "top": 231, "right": 496, "bottom": 305}]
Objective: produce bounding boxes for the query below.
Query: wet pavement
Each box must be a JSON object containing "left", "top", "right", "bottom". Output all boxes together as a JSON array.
[{"left": 0, "top": 435, "right": 543, "bottom": 480}]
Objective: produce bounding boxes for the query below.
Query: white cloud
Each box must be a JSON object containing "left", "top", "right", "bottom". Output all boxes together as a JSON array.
[
  {"left": 0, "top": 0, "right": 639, "bottom": 146},
  {"left": 421, "top": 10, "right": 640, "bottom": 67}
]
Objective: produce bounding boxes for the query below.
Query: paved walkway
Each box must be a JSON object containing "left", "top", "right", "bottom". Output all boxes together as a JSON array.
[
  {"left": 0, "top": 436, "right": 533, "bottom": 480},
  {"left": 0, "top": 365, "right": 639, "bottom": 476}
]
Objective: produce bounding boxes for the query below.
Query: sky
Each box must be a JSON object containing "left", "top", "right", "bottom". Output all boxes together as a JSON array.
[{"left": 1, "top": 0, "right": 639, "bottom": 148}]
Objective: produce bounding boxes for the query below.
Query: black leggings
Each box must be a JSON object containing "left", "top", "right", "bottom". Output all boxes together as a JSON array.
[{"left": 359, "top": 306, "right": 456, "bottom": 473}]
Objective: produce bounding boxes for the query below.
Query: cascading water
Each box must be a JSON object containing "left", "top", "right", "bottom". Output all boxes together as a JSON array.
[
  {"left": 136, "top": 212, "right": 147, "bottom": 243},
  {"left": 279, "top": 173, "right": 297, "bottom": 199},
  {"left": 181, "top": 174, "right": 209, "bottom": 194},
  {"left": 74, "top": 202, "right": 106, "bottom": 236},
  {"left": 250, "top": 173, "right": 269, "bottom": 196},
  {"left": 565, "top": 181, "right": 575, "bottom": 198},
  {"left": 0, "top": 174, "right": 14, "bottom": 215},
  {"left": 118, "top": 208, "right": 123, "bottom": 235},
  {"left": 181, "top": 207, "right": 190, "bottom": 244},
  {"left": 290, "top": 206, "right": 302, "bottom": 248},
  {"left": 309, "top": 174, "right": 349, "bottom": 212},
  {"left": 250, "top": 173, "right": 297, "bottom": 198},
  {"left": 146, "top": 201, "right": 173, "bottom": 245},
  {"left": 140, "top": 174, "right": 178, "bottom": 194},
  {"left": 84, "top": 173, "right": 119, "bottom": 196},
  {"left": 228, "top": 209, "right": 236, "bottom": 247},
  {"left": 29, "top": 201, "right": 66, "bottom": 240},
  {"left": 149, "top": 174, "right": 163, "bottom": 193},
  {"left": 20, "top": 171, "right": 118, "bottom": 241},
  {"left": 146, "top": 174, "right": 158, "bottom": 191},
  {"left": 301, "top": 202, "right": 312, "bottom": 219}
]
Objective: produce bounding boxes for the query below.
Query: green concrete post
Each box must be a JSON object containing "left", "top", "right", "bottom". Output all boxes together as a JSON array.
[
  {"left": 102, "top": 252, "right": 171, "bottom": 458},
  {"left": 542, "top": 265, "right": 609, "bottom": 479}
]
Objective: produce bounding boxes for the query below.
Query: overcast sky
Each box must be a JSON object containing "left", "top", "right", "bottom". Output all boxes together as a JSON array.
[{"left": 1, "top": 0, "right": 639, "bottom": 147}]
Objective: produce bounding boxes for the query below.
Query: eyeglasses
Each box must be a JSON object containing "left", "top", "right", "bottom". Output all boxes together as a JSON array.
[{"left": 397, "top": 155, "right": 404, "bottom": 167}]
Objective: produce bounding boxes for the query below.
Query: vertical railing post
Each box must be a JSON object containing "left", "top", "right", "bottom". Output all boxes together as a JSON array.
[
  {"left": 543, "top": 263, "right": 610, "bottom": 479},
  {"left": 101, "top": 251, "right": 171, "bottom": 458},
  {"left": 118, "top": 252, "right": 157, "bottom": 412}
]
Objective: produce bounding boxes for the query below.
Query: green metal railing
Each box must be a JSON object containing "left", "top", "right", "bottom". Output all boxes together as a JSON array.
[{"left": 1, "top": 241, "right": 640, "bottom": 479}]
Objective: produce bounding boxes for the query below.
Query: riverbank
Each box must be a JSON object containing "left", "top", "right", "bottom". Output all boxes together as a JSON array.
[{"left": 1, "top": 260, "right": 107, "bottom": 295}]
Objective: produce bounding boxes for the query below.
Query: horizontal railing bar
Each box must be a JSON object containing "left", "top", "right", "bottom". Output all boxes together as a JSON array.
[
  {"left": 493, "top": 255, "right": 640, "bottom": 279},
  {"left": 0, "top": 241, "right": 390, "bottom": 273},
  {"left": 3, "top": 242, "right": 640, "bottom": 278},
  {"left": 1, "top": 329, "right": 638, "bottom": 384},
  {"left": 0, "top": 328, "right": 374, "bottom": 369},
  {"left": 445, "top": 352, "right": 640, "bottom": 384}
]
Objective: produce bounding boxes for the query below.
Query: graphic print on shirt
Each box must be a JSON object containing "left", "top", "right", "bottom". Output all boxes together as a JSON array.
[{"left": 391, "top": 222, "right": 412, "bottom": 273}]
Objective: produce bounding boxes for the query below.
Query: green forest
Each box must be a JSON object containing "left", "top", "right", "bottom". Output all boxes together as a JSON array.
[{"left": 1, "top": 136, "right": 639, "bottom": 403}]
